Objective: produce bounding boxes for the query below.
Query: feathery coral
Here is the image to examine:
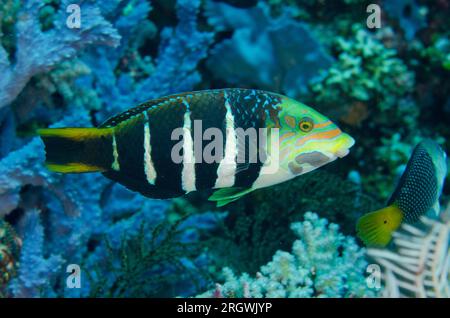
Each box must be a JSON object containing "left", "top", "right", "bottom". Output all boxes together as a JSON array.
[{"left": 367, "top": 214, "right": 450, "bottom": 298}]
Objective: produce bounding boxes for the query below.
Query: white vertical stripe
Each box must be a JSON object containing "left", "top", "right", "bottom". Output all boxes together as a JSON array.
[
  {"left": 112, "top": 132, "right": 120, "bottom": 171},
  {"left": 181, "top": 101, "right": 196, "bottom": 192},
  {"left": 143, "top": 112, "right": 157, "bottom": 185},
  {"left": 214, "top": 93, "right": 237, "bottom": 188}
]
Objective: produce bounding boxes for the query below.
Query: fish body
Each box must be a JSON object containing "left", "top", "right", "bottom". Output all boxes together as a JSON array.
[
  {"left": 357, "top": 139, "right": 447, "bottom": 247},
  {"left": 38, "top": 89, "right": 355, "bottom": 206}
]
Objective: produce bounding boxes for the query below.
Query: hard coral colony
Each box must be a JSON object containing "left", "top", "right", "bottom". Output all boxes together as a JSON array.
[{"left": 0, "top": 0, "right": 449, "bottom": 299}]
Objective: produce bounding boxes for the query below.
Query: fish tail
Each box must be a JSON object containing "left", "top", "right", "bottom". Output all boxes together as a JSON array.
[
  {"left": 356, "top": 204, "right": 404, "bottom": 247},
  {"left": 38, "top": 127, "right": 114, "bottom": 173}
]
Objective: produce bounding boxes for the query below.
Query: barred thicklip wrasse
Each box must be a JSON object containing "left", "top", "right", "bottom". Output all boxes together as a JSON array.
[
  {"left": 357, "top": 139, "right": 447, "bottom": 247},
  {"left": 38, "top": 88, "right": 355, "bottom": 207}
]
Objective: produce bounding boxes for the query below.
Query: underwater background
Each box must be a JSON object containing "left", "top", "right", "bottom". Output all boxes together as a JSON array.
[{"left": 0, "top": 0, "right": 449, "bottom": 298}]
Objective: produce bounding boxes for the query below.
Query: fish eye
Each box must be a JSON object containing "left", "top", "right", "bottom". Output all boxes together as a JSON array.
[{"left": 299, "top": 117, "right": 314, "bottom": 132}]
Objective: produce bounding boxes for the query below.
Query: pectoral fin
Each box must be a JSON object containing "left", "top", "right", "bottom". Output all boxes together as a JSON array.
[{"left": 208, "top": 187, "right": 254, "bottom": 207}]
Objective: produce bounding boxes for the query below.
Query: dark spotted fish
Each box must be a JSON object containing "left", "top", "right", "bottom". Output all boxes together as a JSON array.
[
  {"left": 357, "top": 139, "right": 447, "bottom": 247},
  {"left": 38, "top": 89, "right": 354, "bottom": 206}
]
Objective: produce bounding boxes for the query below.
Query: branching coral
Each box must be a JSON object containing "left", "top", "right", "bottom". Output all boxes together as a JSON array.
[
  {"left": 309, "top": 24, "right": 415, "bottom": 123},
  {"left": 306, "top": 23, "right": 425, "bottom": 202},
  {"left": 0, "top": 0, "right": 120, "bottom": 109},
  {"left": 198, "top": 212, "right": 374, "bottom": 298},
  {"left": 0, "top": 111, "right": 94, "bottom": 218},
  {"left": 80, "top": 0, "right": 213, "bottom": 123}
]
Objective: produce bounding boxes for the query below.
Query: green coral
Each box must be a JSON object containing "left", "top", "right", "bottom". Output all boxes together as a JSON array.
[
  {"left": 310, "top": 24, "right": 414, "bottom": 118},
  {"left": 306, "top": 24, "right": 424, "bottom": 201},
  {"left": 198, "top": 212, "right": 377, "bottom": 298}
]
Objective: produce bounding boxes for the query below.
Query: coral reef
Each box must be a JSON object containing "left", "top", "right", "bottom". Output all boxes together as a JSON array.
[
  {"left": 200, "top": 170, "right": 379, "bottom": 275},
  {"left": 309, "top": 24, "right": 415, "bottom": 120},
  {"left": 8, "top": 209, "right": 63, "bottom": 298},
  {"left": 198, "top": 212, "right": 375, "bottom": 298},
  {"left": 80, "top": 0, "right": 213, "bottom": 123},
  {"left": 0, "top": 0, "right": 448, "bottom": 299},
  {"left": 0, "top": 0, "right": 217, "bottom": 298},
  {"left": 0, "top": 0, "right": 120, "bottom": 110},
  {"left": 84, "top": 214, "right": 217, "bottom": 298}
]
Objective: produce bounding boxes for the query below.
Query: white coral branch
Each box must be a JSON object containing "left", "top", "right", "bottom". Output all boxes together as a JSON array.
[{"left": 367, "top": 215, "right": 450, "bottom": 298}]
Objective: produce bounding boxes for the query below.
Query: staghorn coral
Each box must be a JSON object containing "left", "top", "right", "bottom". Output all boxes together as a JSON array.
[
  {"left": 198, "top": 212, "right": 375, "bottom": 298},
  {"left": 367, "top": 214, "right": 450, "bottom": 298}
]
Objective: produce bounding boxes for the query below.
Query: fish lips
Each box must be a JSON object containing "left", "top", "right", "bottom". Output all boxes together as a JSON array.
[{"left": 333, "top": 133, "right": 355, "bottom": 158}]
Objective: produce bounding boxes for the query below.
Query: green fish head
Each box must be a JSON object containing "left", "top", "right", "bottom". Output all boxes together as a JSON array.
[{"left": 273, "top": 97, "right": 355, "bottom": 175}]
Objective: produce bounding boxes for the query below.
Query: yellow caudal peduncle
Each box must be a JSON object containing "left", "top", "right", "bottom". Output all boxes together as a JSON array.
[
  {"left": 37, "top": 127, "right": 113, "bottom": 141},
  {"left": 38, "top": 127, "right": 114, "bottom": 174}
]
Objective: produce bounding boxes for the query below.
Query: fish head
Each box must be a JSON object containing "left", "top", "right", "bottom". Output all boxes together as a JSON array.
[{"left": 274, "top": 97, "right": 355, "bottom": 176}]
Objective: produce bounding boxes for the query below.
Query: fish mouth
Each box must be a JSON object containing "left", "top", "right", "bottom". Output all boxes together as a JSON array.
[
  {"left": 335, "top": 148, "right": 350, "bottom": 158},
  {"left": 332, "top": 133, "right": 355, "bottom": 158}
]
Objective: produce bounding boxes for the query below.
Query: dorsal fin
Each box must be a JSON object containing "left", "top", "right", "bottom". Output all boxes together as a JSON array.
[{"left": 99, "top": 90, "right": 220, "bottom": 128}]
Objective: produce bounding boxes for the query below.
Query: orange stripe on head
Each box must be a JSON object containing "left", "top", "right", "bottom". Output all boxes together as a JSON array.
[
  {"left": 296, "top": 128, "right": 342, "bottom": 147},
  {"left": 314, "top": 120, "right": 333, "bottom": 129},
  {"left": 279, "top": 132, "right": 295, "bottom": 143},
  {"left": 280, "top": 147, "right": 290, "bottom": 162}
]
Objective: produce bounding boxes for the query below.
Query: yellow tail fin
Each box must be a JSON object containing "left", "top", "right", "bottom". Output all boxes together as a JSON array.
[
  {"left": 45, "top": 163, "right": 104, "bottom": 173},
  {"left": 38, "top": 127, "right": 113, "bottom": 173},
  {"left": 356, "top": 205, "right": 403, "bottom": 247}
]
